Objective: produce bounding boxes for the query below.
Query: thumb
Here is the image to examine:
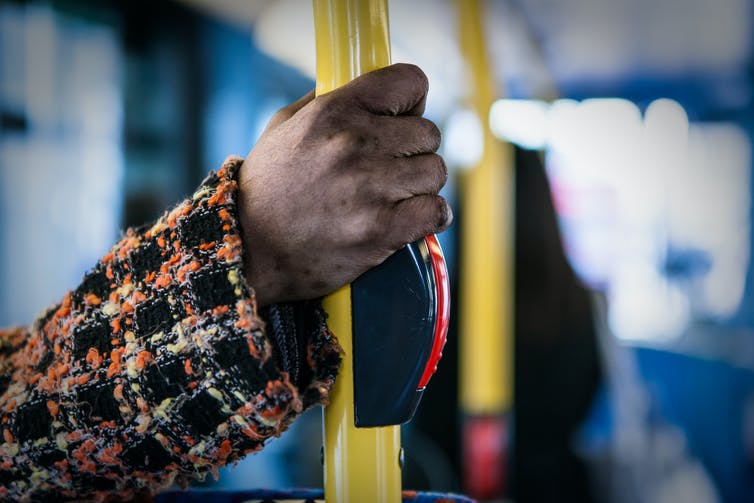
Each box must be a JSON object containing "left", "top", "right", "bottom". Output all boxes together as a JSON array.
[
  {"left": 339, "top": 63, "right": 428, "bottom": 117},
  {"left": 267, "top": 89, "right": 316, "bottom": 129}
]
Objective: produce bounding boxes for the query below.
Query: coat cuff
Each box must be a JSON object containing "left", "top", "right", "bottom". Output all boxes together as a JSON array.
[{"left": 0, "top": 156, "right": 340, "bottom": 501}]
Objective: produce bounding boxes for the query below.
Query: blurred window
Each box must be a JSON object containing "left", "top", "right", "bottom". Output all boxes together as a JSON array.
[
  {"left": 491, "top": 98, "right": 752, "bottom": 343},
  {"left": 0, "top": 2, "right": 123, "bottom": 325}
]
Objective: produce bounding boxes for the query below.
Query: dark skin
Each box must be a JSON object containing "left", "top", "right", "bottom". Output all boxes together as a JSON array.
[{"left": 239, "top": 64, "right": 452, "bottom": 306}]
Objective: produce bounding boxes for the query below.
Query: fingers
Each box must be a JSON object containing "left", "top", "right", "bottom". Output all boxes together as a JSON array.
[
  {"left": 375, "top": 154, "right": 448, "bottom": 201},
  {"left": 373, "top": 115, "right": 441, "bottom": 156},
  {"left": 384, "top": 195, "right": 453, "bottom": 249},
  {"left": 339, "top": 63, "right": 428, "bottom": 117},
  {"left": 267, "top": 89, "right": 316, "bottom": 129},
  {"left": 329, "top": 115, "right": 439, "bottom": 158}
]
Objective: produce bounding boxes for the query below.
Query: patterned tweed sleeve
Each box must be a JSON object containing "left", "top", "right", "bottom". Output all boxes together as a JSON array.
[{"left": 0, "top": 156, "right": 341, "bottom": 502}]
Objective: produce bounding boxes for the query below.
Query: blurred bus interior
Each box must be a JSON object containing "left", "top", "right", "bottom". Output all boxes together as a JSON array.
[{"left": 1, "top": 0, "right": 753, "bottom": 501}]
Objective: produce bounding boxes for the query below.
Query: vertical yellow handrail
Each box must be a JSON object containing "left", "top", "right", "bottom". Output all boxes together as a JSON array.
[
  {"left": 314, "top": 2, "right": 402, "bottom": 503},
  {"left": 457, "top": 0, "right": 514, "bottom": 496}
]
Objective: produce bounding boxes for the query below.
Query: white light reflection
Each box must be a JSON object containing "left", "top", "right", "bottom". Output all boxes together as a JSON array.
[
  {"left": 608, "top": 262, "right": 692, "bottom": 343},
  {"left": 443, "top": 107, "right": 484, "bottom": 168},
  {"left": 489, "top": 96, "right": 752, "bottom": 344},
  {"left": 676, "top": 124, "right": 751, "bottom": 318},
  {"left": 489, "top": 99, "right": 549, "bottom": 150}
]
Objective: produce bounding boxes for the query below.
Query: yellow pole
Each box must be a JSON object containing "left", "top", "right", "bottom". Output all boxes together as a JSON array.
[
  {"left": 313, "top": 2, "right": 402, "bottom": 503},
  {"left": 457, "top": 0, "right": 514, "bottom": 495}
]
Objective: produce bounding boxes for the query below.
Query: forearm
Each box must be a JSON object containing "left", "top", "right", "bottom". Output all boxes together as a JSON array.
[{"left": 0, "top": 157, "right": 340, "bottom": 502}]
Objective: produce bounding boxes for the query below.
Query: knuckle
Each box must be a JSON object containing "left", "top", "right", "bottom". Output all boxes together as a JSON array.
[
  {"left": 422, "top": 119, "right": 442, "bottom": 152},
  {"left": 333, "top": 129, "right": 372, "bottom": 157},
  {"left": 313, "top": 97, "right": 343, "bottom": 126},
  {"left": 363, "top": 223, "right": 382, "bottom": 244},
  {"left": 352, "top": 215, "right": 382, "bottom": 245},
  {"left": 396, "top": 63, "right": 429, "bottom": 96},
  {"left": 433, "top": 155, "right": 449, "bottom": 188},
  {"left": 363, "top": 171, "right": 390, "bottom": 200},
  {"left": 399, "top": 196, "right": 449, "bottom": 241},
  {"left": 431, "top": 195, "right": 451, "bottom": 230},
  {"left": 312, "top": 92, "right": 355, "bottom": 126},
  {"left": 328, "top": 130, "right": 359, "bottom": 159}
]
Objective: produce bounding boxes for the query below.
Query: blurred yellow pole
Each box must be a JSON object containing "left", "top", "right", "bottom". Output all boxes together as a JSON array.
[
  {"left": 313, "top": 1, "right": 401, "bottom": 503},
  {"left": 457, "top": 0, "right": 513, "bottom": 421},
  {"left": 457, "top": 0, "right": 514, "bottom": 496}
]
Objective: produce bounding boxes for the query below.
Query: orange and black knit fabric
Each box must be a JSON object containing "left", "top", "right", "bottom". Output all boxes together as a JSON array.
[{"left": 0, "top": 156, "right": 341, "bottom": 502}]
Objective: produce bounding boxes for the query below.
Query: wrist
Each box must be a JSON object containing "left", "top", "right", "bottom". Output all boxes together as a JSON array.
[{"left": 236, "top": 162, "right": 280, "bottom": 308}]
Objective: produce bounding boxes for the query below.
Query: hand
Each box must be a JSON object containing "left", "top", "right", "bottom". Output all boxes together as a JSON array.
[{"left": 238, "top": 63, "right": 452, "bottom": 307}]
